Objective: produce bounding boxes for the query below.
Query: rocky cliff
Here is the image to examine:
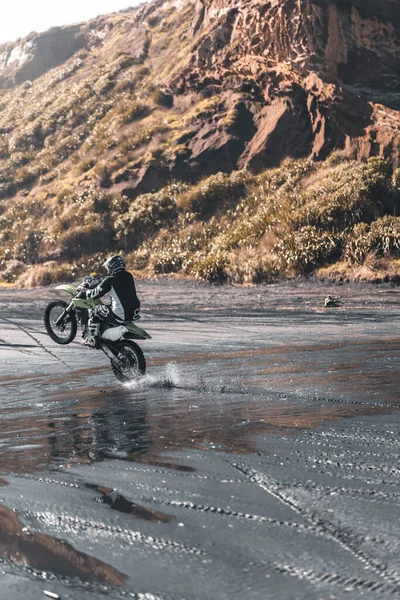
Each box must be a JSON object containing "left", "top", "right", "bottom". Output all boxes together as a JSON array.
[
  {"left": 0, "top": 0, "right": 399, "bottom": 285},
  {"left": 0, "top": 0, "right": 398, "bottom": 182},
  {"left": 174, "top": 0, "right": 400, "bottom": 168}
]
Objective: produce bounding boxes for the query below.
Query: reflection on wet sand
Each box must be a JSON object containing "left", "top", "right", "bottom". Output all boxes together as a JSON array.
[
  {"left": 0, "top": 383, "right": 398, "bottom": 474},
  {"left": 88, "top": 484, "right": 173, "bottom": 522},
  {"left": 0, "top": 387, "right": 153, "bottom": 474},
  {"left": 0, "top": 505, "right": 125, "bottom": 584},
  {"left": 140, "top": 399, "right": 397, "bottom": 456},
  {"left": 149, "top": 337, "right": 400, "bottom": 367},
  {"left": 0, "top": 337, "right": 399, "bottom": 474}
]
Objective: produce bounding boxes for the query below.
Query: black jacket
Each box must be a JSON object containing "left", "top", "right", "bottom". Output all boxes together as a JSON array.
[{"left": 86, "top": 270, "right": 140, "bottom": 321}]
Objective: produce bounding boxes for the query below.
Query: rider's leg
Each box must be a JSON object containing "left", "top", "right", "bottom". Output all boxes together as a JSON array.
[
  {"left": 82, "top": 317, "right": 101, "bottom": 347},
  {"left": 82, "top": 306, "right": 109, "bottom": 347},
  {"left": 82, "top": 306, "right": 126, "bottom": 347}
]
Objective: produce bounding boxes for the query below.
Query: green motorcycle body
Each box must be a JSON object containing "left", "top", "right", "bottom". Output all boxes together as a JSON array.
[{"left": 55, "top": 284, "right": 151, "bottom": 340}]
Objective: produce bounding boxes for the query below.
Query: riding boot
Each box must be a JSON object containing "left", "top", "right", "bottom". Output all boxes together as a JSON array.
[{"left": 82, "top": 322, "right": 101, "bottom": 348}]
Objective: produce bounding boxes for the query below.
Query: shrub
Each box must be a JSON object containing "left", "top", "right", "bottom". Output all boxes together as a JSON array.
[
  {"left": 115, "top": 183, "right": 186, "bottom": 249},
  {"left": 147, "top": 15, "right": 160, "bottom": 28},
  {"left": 393, "top": 168, "right": 400, "bottom": 190},
  {"left": 135, "top": 66, "right": 151, "bottom": 80},
  {"left": 78, "top": 157, "right": 96, "bottom": 173},
  {"left": 152, "top": 88, "right": 173, "bottom": 108},
  {"left": 291, "top": 159, "right": 397, "bottom": 233},
  {"left": 344, "top": 216, "right": 400, "bottom": 265},
  {"left": 114, "top": 78, "right": 136, "bottom": 94},
  {"left": 177, "top": 171, "right": 249, "bottom": 218},
  {"left": 186, "top": 250, "right": 228, "bottom": 283},
  {"left": 225, "top": 247, "right": 277, "bottom": 284},
  {"left": 117, "top": 100, "right": 150, "bottom": 125},
  {"left": 147, "top": 221, "right": 214, "bottom": 275},
  {"left": 16, "top": 262, "right": 69, "bottom": 287},
  {"left": 60, "top": 224, "right": 113, "bottom": 259},
  {"left": 0, "top": 259, "right": 24, "bottom": 282},
  {"left": 151, "top": 246, "right": 185, "bottom": 274},
  {"left": 14, "top": 231, "right": 44, "bottom": 262},
  {"left": 274, "top": 226, "right": 340, "bottom": 274},
  {"left": 115, "top": 53, "right": 136, "bottom": 71},
  {"left": 92, "top": 163, "right": 112, "bottom": 188}
]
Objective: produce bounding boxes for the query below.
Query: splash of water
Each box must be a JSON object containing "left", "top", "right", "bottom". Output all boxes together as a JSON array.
[
  {"left": 123, "top": 362, "right": 265, "bottom": 397},
  {"left": 124, "top": 362, "right": 182, "bottom": 390}
]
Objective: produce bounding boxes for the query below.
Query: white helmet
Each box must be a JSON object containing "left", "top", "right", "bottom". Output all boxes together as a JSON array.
[{"left": 103, "top": 255, "right": 126, "bottom": 276}]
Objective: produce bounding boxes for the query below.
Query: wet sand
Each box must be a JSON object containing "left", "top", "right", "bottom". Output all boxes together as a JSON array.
[{"left": 0, "top": 280, "right": 399, "bottom": 599}]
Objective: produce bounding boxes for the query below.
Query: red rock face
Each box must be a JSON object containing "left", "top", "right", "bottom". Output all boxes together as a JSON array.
[
  {"left": 0, "top": 0, "right": 398, "bottom": 185},
  {"left": 175, "top": 0, "right": 400, "bottom": 168}
]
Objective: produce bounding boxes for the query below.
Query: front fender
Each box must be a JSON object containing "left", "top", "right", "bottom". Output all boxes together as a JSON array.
[{"left": 56, "top": 284, "right": 77, "bottom": 296}]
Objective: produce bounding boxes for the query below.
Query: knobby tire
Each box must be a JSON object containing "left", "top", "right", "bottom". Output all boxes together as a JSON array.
[
  {"left": 44, "top": 300, "right": 77, "bottom": 345},
  {"left": 111, "top": 340, "right": 146, "bottom": 382}
]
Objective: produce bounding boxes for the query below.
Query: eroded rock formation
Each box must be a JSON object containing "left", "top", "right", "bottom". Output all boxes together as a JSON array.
[
  {"left": 174, "top": 0, "right": 400, "bottom": 168},
  {"left": 0, "top": 0, "right": 398, "bottom": 197}
]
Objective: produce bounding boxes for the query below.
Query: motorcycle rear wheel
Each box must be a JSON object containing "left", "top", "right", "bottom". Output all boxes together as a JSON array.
[
  {"left": 111, "top": 340, "right": 146, "bottom": 382},
  {"left": 44, "top": 300, "right": 77, "bottom": 345}
]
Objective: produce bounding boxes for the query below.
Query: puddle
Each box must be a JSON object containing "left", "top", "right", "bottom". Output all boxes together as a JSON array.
[
  {"left": 87, "top": 484, "right": 173, "bottom": 523},
  {"left": 0, "top": 353, "right": 399, "bottom": 475},
  {"left": 147, "top": 338, "right": 400, "bottom": 367},
  {"left": 0, "top": 504, "right": 125, "bottom": 584},
  {"left": 0, "top": 334, "right": 400, "bottom": 475}
]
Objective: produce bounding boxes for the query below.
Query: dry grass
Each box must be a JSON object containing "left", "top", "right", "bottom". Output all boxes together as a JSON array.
[{"left": 1, "top": 155, "right": 399, "bottom": 286}]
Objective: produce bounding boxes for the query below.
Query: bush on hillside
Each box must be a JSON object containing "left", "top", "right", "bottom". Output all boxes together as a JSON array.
[
  {"left": 176, "top": 171, "right": 250, "bottom": 218},
  {"left": 115, "top": 183, "right": 186, "bottom": 250},
  {"left": 117, "top": 100, "right": 151, "bottom": 125},
  {"left": 147, "top": 221, "right": 215, "bottom": 274},
  {"left": 60, "top": 224, "right": 113, "bottom": 260},
  {"left": 186, "top": 250, "right": 228, "bottom": 283},
  {"left": 393, "top": 168, "right": 400, "bottom": 189},
  {"left": 344, "top": 216, "right": 400, "bottom": 265},
  {"left": 0, "top": 259, "right": 24, "bottom": 282},
  {"left": 274, "top": 226, "right": 341, "bottom": 274},
  {"left": 225, "top": 248, "right": 278, "bottom": 284}
]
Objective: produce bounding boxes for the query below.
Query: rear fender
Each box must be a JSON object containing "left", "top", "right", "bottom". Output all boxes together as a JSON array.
[
  {"left": 123, "top": 332, "right": 148, "bottom": 341},
  {"left": 125, "top": 322, "right": 152, "bottom": 340}
]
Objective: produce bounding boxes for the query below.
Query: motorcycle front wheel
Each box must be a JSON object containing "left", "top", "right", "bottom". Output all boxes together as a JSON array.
[
  {"left": 111, "top": 340, "right": 146, "bottom": 382},
  {"left": 44, "top": 300, "right": 77, "bottom": 345}
]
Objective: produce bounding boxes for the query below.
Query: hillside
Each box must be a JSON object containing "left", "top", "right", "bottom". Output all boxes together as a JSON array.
[{"left": 0, "top": 0, "right": 399, "bottom": 286}]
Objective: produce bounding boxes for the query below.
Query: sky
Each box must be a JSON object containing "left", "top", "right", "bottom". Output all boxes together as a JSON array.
[{"left": 0, "top": 0, "right": 144, "bottom": 45}]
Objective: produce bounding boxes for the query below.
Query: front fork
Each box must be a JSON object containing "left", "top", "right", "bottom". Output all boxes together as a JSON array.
[{"left": 55, "top": 300, "right": 75, "bottom": 328}]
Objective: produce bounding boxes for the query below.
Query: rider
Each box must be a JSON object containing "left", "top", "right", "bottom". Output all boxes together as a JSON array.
[{"left": 83, "top": 255, "right": 140, "bottom": 347}]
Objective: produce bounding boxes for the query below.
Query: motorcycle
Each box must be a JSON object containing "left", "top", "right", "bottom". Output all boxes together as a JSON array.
[{"left": 43, "top": 276, "right": 151, "bottom": 382}]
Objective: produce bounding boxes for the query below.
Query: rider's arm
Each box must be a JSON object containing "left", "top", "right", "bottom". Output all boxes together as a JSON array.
[{"left": 85, "top": 276, "right": 112, "bottom": 300}]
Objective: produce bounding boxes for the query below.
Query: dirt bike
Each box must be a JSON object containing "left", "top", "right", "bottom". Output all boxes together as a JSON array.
[{"left": 43, "top": 277, "right": 151, "bottom": 382}]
